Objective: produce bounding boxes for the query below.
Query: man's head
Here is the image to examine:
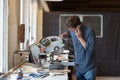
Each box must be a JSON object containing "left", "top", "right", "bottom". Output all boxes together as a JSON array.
[{"left": 64, "top": 16, "right": 82, "bottom": 32}]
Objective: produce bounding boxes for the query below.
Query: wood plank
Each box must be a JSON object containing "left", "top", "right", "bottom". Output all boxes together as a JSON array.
[{"left": 1, "top": 61, "right": 26, "bottom": 78}]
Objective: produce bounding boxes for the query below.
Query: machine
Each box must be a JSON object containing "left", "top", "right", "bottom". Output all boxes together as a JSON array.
[
  {"left": 30, "top": 36, "right": 65, "bottom": 67},
  {"left": 39, "top": 36, "right": 64, "bottom": 54},
  {"left": 30, "top": 36, "right": 74, "bottom": 70},
  {"left": 39, "top": 36, "right": 65, "bottom": 63}
]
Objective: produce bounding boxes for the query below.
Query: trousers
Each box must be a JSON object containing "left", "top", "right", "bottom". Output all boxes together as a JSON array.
[{"left": 76, "top": 68, "right": 96, "bottom": 80}]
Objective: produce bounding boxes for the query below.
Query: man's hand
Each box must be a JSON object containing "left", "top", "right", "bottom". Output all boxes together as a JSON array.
[
  {"left": 60, "top": 32, "right": 68, "bottom": 39},
  {"left": 60, "top": 34, "right": 64, "bottom": 39},
  {"left": 74, "top": 28, "right": 82, "bottom": 39},
  {"left": 74, "top": 27, "right": 86, "bottom": 49}
]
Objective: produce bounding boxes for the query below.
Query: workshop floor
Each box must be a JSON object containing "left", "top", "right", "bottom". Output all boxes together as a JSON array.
[
  {"left": 97, "top": 77, "right": 120, "bottom": 80},
  {"left": 72, "top": 76, "right": 120, "bottom": 80}
]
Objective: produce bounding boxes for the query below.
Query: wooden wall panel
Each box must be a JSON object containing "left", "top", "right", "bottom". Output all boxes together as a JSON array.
[{"left": 18, "top": 24, "right": 25, "bottom": 43}]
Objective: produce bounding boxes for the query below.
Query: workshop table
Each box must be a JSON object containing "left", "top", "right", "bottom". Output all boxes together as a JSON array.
[{"left": 1, "top": 61, "right": 70, "bottom": 80}]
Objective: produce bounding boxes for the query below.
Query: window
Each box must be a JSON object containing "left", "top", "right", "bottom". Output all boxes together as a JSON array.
[
  {"left": 20, "top": 0, "right": 37, "bottom": 50},
  {"left": 0, "top": 0, "right": 3, "bottom": 72},
  {"left": 0, "top": 0, "right": 8, "bottom": 73}
]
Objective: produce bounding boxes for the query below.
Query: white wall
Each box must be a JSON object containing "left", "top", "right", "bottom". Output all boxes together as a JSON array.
[
  {"left": 8, "top": 0, "right": 20, "bottom": 69},
  {"left": 37, "top": 3, "right": 43, "bottom": 43}
]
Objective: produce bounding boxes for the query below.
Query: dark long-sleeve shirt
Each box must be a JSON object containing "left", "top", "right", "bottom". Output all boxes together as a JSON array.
[{"left": 68, "top": 25, "right": 96, "bottom": 75}]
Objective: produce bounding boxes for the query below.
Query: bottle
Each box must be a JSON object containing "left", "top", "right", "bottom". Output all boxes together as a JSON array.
[{"left": 17, "top": 68, "right": 23, "bottom": 80}]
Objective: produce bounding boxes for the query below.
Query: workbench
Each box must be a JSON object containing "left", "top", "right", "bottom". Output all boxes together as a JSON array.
[{"left": 1, "top": 61, "right": 70, "bottom": 80}]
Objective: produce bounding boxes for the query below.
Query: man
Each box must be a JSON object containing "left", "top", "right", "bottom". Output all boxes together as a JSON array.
[{"left": 60, "top": 16, "right": 96, "bottom": 80}]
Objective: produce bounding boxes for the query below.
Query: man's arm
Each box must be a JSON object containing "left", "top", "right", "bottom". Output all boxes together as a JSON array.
[
  {"left": 85, "top": 29, "right": 96, "bottom": 51},
  {"left": 78, "top": 36, "right": 86, "bottom": 49}
]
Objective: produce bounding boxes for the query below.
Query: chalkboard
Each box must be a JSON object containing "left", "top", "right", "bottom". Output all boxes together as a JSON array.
[{"left": 59, "top": 14, "right": 103, "bottom": 38}]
